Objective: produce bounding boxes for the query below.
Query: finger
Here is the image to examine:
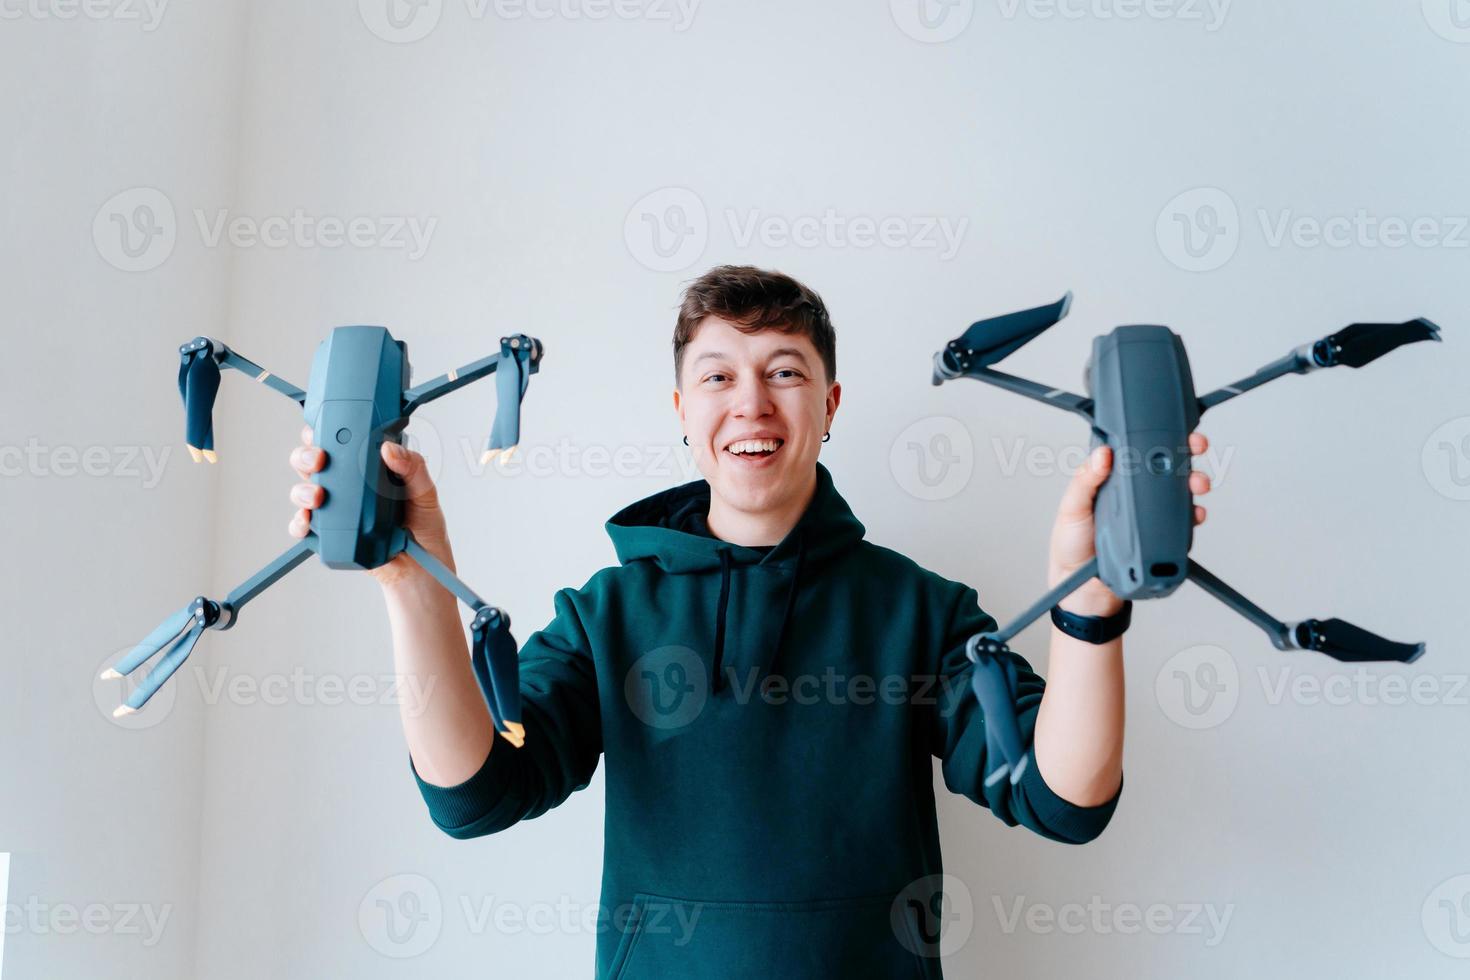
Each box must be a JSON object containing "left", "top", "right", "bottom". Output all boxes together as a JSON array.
[
  {"left": 1056, "top": 446, "right": 1111, "bottom": 523},
  {"left": 290, "top": 482, "right": 325, "bottom": 509},
  {"left": 381, "top": 441, "right": 437, "bottom": 503},
  {"left": 1194, "top": 504, "right": 1206, "bottom": 526},
  {"left": 1189, "top": 470, "right": 1212, "bottom": 496},
  {"left": 290, "top": 445, "right": 325, "bottom": 479},
  {"left": 301, "top": 425, "right": 313, "bottom": 447},
  {"left": 288, "top": 508, "right": 310, "bottom": 538},
  {"left": 1189, "top": 431, "right": 1208, "bottom": 456}
]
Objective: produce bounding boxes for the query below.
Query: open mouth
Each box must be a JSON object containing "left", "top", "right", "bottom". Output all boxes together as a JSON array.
[{"left": 724, "top": 438, "right": 785, "bottom": 462}]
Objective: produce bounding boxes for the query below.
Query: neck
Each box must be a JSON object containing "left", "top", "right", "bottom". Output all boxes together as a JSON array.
[{"left": 705, "top": 469, "right": 817, "bottom": 548}]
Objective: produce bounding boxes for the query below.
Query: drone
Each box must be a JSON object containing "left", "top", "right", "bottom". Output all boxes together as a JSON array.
[
  {"left": 930, "top": 293, "right": 1440, "bottom": 788},
  {"left": 100, "top": 326, "right": 544, "bottom": 748}
]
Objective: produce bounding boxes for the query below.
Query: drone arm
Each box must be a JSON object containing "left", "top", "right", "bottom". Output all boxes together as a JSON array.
[
  {"left": 1197, "top": 317, "right": 1441, "bottom": 415},
  {"left": 1185, "top": 559, "right": 1294, "bottom": 649},
  {"left": 104, "top": 536, "right": 318, "bottom": 715},
  {"left": 1196, "top": 346, "right": 1314, "bottom": 414},
  {"left": 984, "top": 558, "right": 1102, "bottom": 646},
  {"left": 938, "top": 363, "right": 1095, "bottom": 423},
  {"left": 403, "top": 335, "right": 543, "bottom": 413},
  {"left": 402, "top": 533, "right": 525, "bottom": 746},
  {"left": 216, "top": 345, "right": 307, "bottom": 405}
]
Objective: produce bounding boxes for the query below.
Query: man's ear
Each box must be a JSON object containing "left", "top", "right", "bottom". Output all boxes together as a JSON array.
[{"left": 672, "top": 386, "right": 682, "bottom": 419}]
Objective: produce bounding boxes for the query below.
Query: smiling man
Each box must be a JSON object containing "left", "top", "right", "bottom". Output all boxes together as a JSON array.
[{"left": 287, "top": 264, "right": 1211, "bottom": 979}]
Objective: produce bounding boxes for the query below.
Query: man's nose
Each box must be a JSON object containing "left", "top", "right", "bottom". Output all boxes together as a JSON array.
[{"left": 731, "top": 375, "right": 775, "bottom": 417}]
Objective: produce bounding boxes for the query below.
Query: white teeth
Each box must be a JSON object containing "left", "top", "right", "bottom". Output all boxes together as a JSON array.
[{"left": 727, "top": 439, "right": 782, "bottom": 455}]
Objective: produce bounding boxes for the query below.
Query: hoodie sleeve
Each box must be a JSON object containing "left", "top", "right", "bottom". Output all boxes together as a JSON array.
[
  {"left": 931, "top": 584, "right": 1122, "bottom": 845},
  {"left": 409, "top": 584, "right": 603, "bottom": 839}
]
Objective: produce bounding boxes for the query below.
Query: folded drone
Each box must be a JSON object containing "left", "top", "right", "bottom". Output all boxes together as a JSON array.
[
  {"left": 101, "top": 326, "right": 543, "bottom": 748},
  {"left": 931, "top": 294, "right": 1439, "bottom": 788}
]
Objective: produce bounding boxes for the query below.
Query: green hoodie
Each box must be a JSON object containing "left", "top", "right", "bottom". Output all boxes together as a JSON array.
[{"left": 410, "top": 461, "right": 1122, "bottom": 979}]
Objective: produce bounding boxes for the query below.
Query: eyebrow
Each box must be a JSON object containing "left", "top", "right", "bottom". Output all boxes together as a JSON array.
[{"left": 691, "top": 347, "right": 812, "bottom": 369}]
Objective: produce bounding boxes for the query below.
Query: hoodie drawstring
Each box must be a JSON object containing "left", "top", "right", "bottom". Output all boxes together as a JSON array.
[
  {"left": 711, "top": 547, "right": 733, "bottom": 692},
  {"left": 769, "top": 530, "right": 806, "bottom": 681}
]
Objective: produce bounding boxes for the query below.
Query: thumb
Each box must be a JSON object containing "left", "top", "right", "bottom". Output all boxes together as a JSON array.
[
  {"left": 1057, "top": 445, "right": 1111, "bottom": 523},
  {"left": 381, "top": 441, "right": 438, "bottom": 503}
]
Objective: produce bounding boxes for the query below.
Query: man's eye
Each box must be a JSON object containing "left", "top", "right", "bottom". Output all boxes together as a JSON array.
[
  {"left": 773, "top": 369, "right": 801, "bottom": 380},
  {"left": 704, "top": 373, "right": 729, "bottom": 383}
]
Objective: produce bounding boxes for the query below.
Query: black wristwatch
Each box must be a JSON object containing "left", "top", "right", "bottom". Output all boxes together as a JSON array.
[{"left": 1050, "top": 600, "right": 1132, "bottom": 645}]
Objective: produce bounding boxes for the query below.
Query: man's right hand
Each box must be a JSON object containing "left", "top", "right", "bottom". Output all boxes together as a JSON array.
[{"left": 288, "top": 425, "right": 458, "bottom": 589}]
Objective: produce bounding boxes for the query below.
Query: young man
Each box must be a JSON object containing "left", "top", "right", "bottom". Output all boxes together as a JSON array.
[{"left": 287, "top": 266, "right": 1212, "bottom": 978}]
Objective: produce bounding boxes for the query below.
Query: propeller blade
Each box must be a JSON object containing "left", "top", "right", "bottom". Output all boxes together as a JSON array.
[
  {"left": 940, "top": 292, "right": 1073, "bottom": 376},
  {"left": 481, "top": 348, "right": 530, "bottom": 465},
  {"left": 471, "top": 608, "right": 524, "bottom": 747},
  {"left": 968, "top": 638, "right": 1029, "bottom": 786},
  {"left": 1296, "top": 618, "right": 1425, "bottom": 664},
  {"left": 1316, "top": 318, "right": 1441, "bottom": 369},
  {"left": 118, "top": 623, "right": 205, "bottom": 714},
  {"left": 182, "top": 352, "right": 221, "bottom": 459},
  {"left": 105, "top": 602, "right": 196, "bottom": 679}
]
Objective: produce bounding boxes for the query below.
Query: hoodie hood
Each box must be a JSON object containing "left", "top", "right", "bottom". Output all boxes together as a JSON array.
[{"left": 605, "top": 461, "right": 865, "bottom": 692}]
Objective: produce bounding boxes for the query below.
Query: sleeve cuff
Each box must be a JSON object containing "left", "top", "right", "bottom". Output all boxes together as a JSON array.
[
  {"left": 1018, "top": 758, "right": 1123, "bottom": 844},
  {"left": 409, "top": 745, "right": 516, "bottom": 834}
]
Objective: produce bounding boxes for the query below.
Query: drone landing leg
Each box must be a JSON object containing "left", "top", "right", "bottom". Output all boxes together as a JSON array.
[
  {"left": 966, "top": 558, "right": 1100, "bottom": 789},
  {"left": 104, "top": 537, "right": 318, "bottom": 715},
  {"left": 401, "top": 533, "right": 524, "bottom": 747},
  {"left": 1186, "top": 559, "right": 1424, "bottom": 663}
]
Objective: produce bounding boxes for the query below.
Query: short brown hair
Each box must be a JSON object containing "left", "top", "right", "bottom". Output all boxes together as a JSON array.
[{"left": 673, "top": 265, "right": 836, "bottom": 387}]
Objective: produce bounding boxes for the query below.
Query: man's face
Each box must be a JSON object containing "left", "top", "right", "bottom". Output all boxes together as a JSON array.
[{"left": 673, "top": 316, "right": 840, "bottom": 517}]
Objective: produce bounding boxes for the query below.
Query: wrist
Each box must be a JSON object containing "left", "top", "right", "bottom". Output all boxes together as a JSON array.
[{"left": 1050, "top": 570, "right": 1125, "bottom": 617}]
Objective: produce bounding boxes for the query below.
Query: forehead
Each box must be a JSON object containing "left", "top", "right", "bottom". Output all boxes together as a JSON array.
[{"left": 685, "top": 316, "right": 816, "bottom": 361}]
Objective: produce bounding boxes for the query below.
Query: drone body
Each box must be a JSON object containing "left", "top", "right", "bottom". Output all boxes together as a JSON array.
[
  {"left": 932, "top": 293, "right": 1440, "bottom": 786},
  {"left": 106, "top": 325, "right": 545, "bottom": 748}
]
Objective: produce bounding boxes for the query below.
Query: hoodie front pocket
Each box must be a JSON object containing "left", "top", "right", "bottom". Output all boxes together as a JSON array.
[{"left": 606, "top": 890, "right": 932, "bottom": 980}]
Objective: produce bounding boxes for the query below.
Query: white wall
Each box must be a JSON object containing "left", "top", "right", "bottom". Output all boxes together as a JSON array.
[
  {"left": 5, "top": 1, "right": 1468, "bottom": 977},
  {"left": 0, "top": 2, "right": 251, "bottom": 977}
]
